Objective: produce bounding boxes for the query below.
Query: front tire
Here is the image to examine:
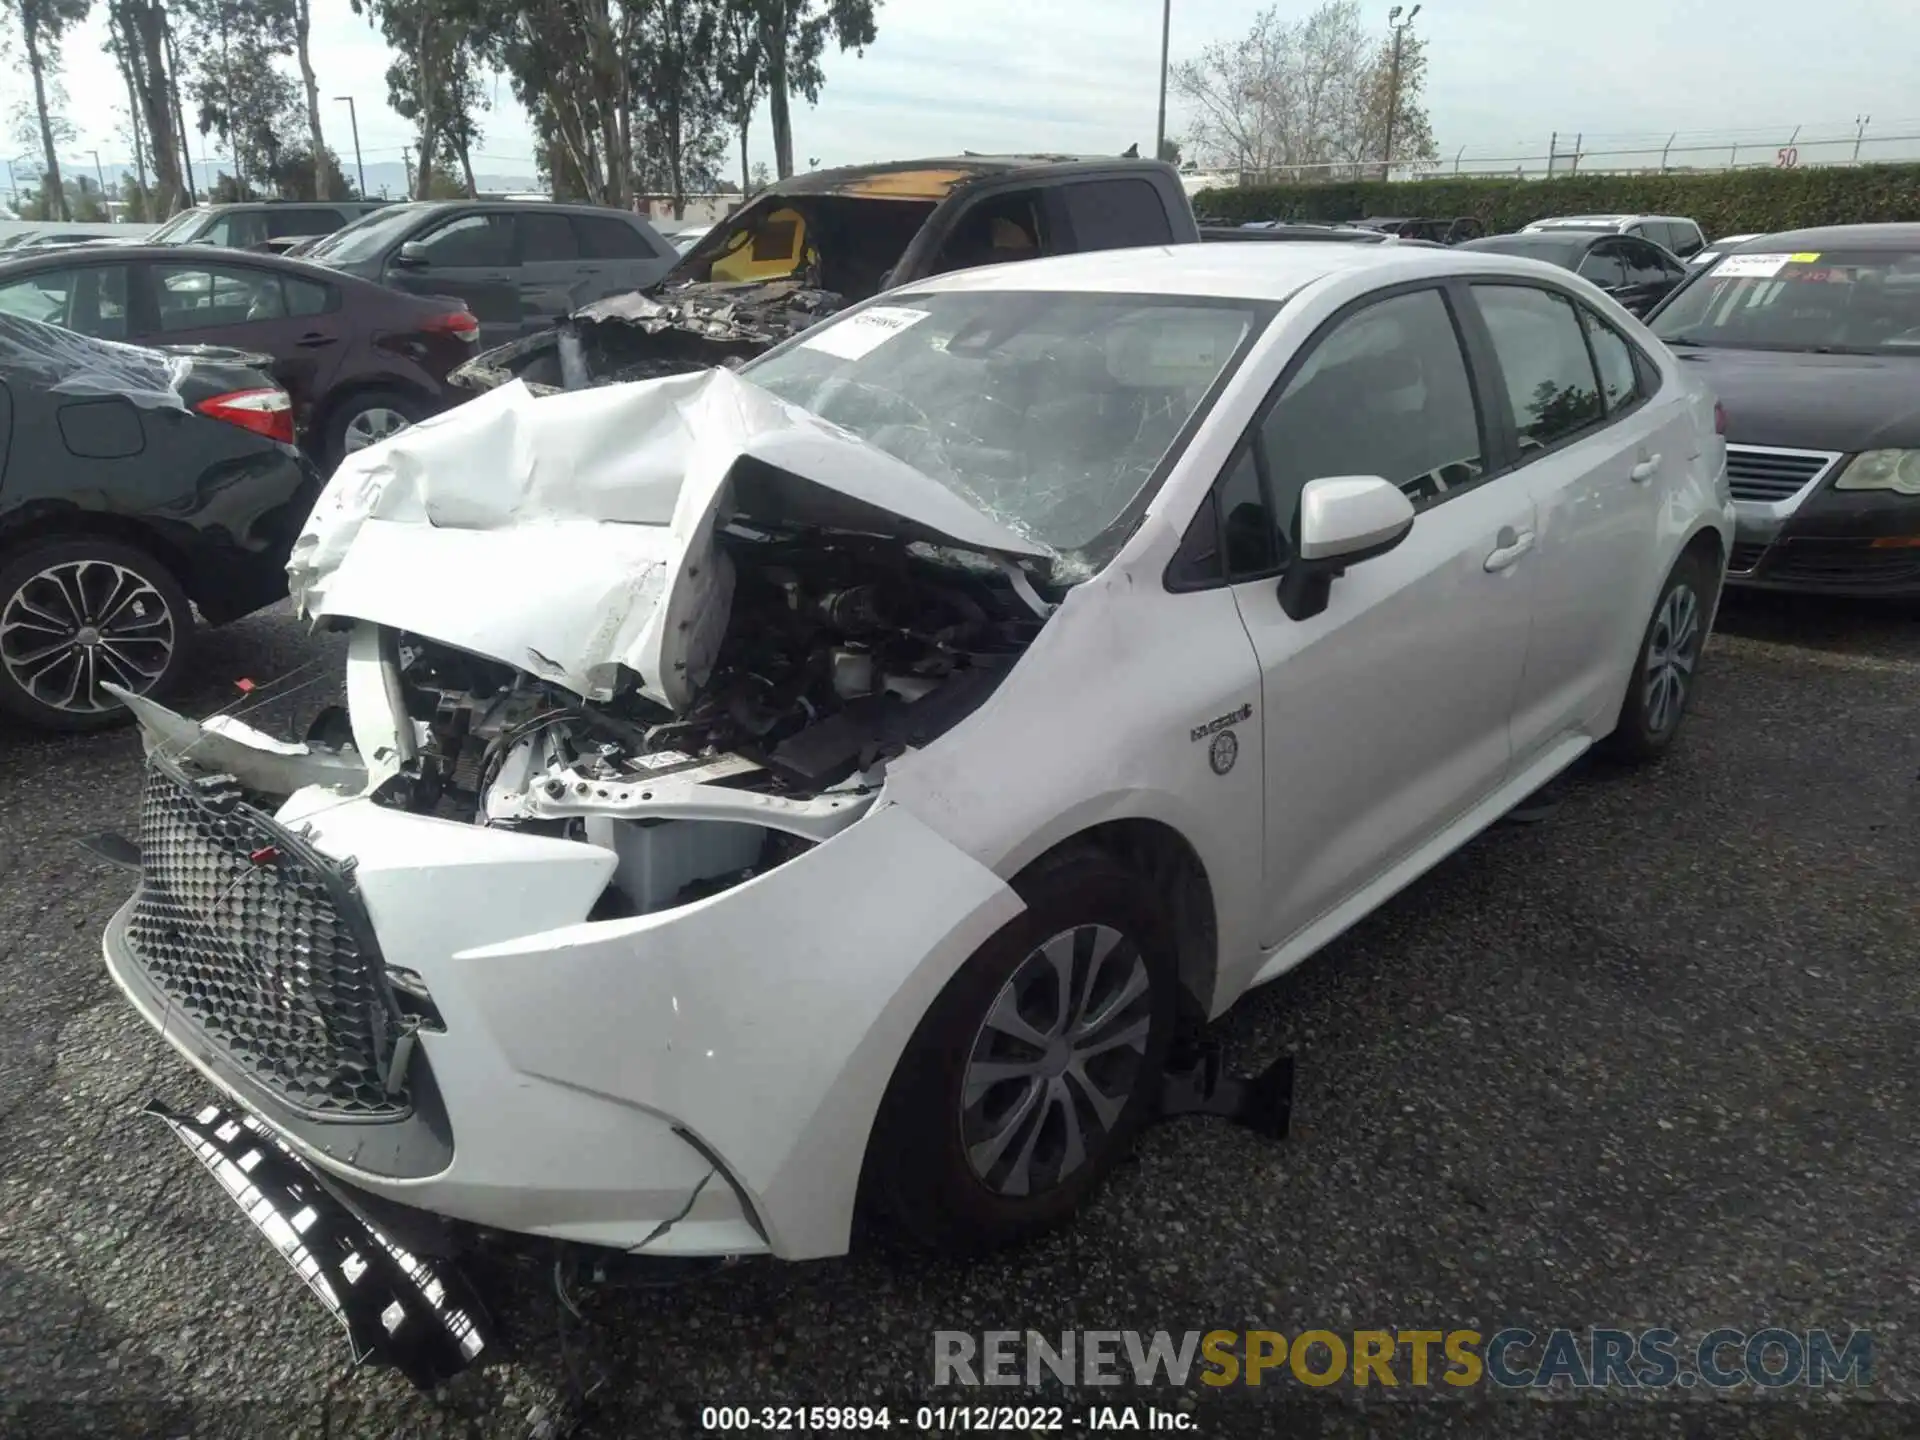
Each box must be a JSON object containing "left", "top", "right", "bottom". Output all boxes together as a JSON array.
[
  {"left": 866, "top": 846, "right": 1177, "bottom": 1253},
  {"left": 0, "top": 537, "right": 192, "bottom": 731},
  {"left": 1606, "top": 548, "right": 1716, "bottom": 762}
]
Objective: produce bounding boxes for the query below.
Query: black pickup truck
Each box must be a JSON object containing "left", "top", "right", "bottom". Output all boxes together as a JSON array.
[{"left": 449, "top": 154, "right": 1202, "bottom": 394}]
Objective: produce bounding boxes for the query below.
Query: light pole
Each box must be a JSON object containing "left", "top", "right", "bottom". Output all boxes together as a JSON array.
[
  {"left": 335, "top": 96, "right": 366, "bottom": 197},
  {"left": 1154, "top": 0, "right": 1172, "bottom": 164},
  {"left": 1382, "top": 4, "right": 1421, "bottom": 180}
]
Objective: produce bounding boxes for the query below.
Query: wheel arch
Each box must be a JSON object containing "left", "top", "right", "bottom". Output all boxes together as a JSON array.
[
  {"left": 0, "top": 503, "right": 195, "bottom": 602},
  {"left": 310, "top": 376, "right": 437, "bottom": 455},
  {"left": 1006, "top": 817, "right": 1221, "bottom": 1026}
]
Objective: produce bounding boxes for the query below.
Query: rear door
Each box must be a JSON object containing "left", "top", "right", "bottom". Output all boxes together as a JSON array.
[
  {"left": 266, "top": 207, "right": 346, "bottom": 246},
  {"left": 138, "top": 258, "right": 347, "bottom": 439},
  {"left": 383, "top": 210, "right": 519, "bottom": 344},
  {"left": 1463, "top": 281, "right": 1671, "bottom": 763},
  {"left": 516, "top": 209, "right": 591, "bottom": 333}
]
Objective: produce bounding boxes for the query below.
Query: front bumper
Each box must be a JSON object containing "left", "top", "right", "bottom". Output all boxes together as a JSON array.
[
  {"left": 1729, "top": 487, "right": 1920, "bottom": 597},
  {"left": 105, "top": 750, "right": 1022, "bottom": 1262}
]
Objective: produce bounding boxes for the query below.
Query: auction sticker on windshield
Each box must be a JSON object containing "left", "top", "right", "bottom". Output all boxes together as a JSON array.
[
  {"left": 1711, "top": 253, "right": 1795, "bottom": 278},
  {"left": 802, "top": 305, "right": 931, "bottom": 360}
]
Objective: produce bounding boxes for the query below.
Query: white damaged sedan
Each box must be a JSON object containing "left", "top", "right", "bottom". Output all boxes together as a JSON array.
[{"left": 103, "top": 244, "right": 1730, "bottom": 1380}]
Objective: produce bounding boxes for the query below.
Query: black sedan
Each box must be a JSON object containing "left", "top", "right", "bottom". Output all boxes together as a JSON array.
[
  {"left": 1456, "top": 230, "right": 1688, "bottom": 316},
  {"left": 1646, "top": 224, "right": 1920, "bottom": 597},
  {"left": 0, "top": 315, "right": 318, "bottom": 731}
]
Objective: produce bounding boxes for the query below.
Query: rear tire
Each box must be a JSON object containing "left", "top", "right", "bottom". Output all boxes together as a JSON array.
[
  {"left": 865, "top": 846, "right": 1177, "bottom": 1254},
  {"left": 324, "top": 388, "right": 425, "bottom": 470},
  {"left": 0, "top": 536, "right": 192, "bottom": 732},
  {"left": 1605, "top": 548, "right": 1716, "bottom": 762}
]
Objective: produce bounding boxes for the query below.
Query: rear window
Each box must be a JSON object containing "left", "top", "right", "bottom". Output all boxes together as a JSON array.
[{"left": 1061, "top": 179, "right": 1176, "bottom": 251}]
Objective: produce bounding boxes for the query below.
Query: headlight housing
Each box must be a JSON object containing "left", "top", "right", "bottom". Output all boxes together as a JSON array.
[{"left": 1834, "top": 449, "right": 1920, "bottom": 496}]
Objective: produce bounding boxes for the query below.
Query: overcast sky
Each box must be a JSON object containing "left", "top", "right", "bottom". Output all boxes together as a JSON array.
[{"left": 6, "top": 0, "right": 1919, "bottom": 184}]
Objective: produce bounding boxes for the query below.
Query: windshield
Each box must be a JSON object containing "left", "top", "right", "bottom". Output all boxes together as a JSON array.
[
  {"left": 304, "top": 204, "right": 430, "bottom": 263},
  {"left": 742, "top": 290, "right": 1266, "bottom": 559},
  {"left": 1652, "top": 249, "right": 1920, "bottom": 353},
  {"left": 146, "top": 209, "right": 209, "bottom": 243}
]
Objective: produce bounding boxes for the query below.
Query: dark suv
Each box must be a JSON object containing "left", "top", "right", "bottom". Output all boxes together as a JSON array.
[
  {"left": 300, "top": 200, "right": 678, "bottom": 346},
  {"left": 451, "top": 154, "right": 1202, "bottom": 392},
  {"left": 143, "top": 200, "right": 389, "bottom": 253}
]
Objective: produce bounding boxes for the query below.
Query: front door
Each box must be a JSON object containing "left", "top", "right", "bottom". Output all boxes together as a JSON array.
[
  {"left": 1464, "top": 282, "right": 1677, "bottom": 759},
  {"left": 385, "top": 211, "right": 520, "bottom": 344},
  {"left": 1220, "top": 285, "right": 1537, "bottom": 955}
]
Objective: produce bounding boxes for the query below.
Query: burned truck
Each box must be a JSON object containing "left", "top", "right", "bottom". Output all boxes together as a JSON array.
[{"left": 447, "top": 154, "right": 1201, "bottom": 396}]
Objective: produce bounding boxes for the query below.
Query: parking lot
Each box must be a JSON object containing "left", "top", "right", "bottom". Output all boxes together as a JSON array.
[{"left": 0, "top": 591, "right": 1915, "bottom": 1438}]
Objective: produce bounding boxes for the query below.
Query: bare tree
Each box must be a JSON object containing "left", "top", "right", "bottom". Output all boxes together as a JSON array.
[{"left": 1172, "top": 0, "right": 1434, "bottom": 182}]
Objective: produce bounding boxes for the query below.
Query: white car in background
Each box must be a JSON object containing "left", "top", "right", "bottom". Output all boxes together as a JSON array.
[{"left": 104, "top": 243, "right": 1730, "bottom": 1385}]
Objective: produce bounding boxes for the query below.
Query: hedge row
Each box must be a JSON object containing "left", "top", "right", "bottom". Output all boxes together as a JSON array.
[{"left": 1193, "top": 163, "right": 1920, "bottom": 238}]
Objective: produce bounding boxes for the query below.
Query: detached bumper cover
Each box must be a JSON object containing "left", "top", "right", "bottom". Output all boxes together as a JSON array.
[{"left": 147, "top": 1099, "right": 490, "bottom": 1390}]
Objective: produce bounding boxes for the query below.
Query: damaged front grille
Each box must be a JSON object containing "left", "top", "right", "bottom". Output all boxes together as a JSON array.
[{"left": 126, "top": 754, "right": 411, "bottom": 1120}]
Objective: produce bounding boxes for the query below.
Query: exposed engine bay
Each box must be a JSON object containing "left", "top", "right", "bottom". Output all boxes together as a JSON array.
[
  {"left": 447, "top": 281, "right": 846, "bottom": 397},
  {"left": 349, "top": 530, "right": 1040, "bottom": 918}
]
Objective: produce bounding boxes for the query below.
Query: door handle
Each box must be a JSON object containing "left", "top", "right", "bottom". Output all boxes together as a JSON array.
[
  {"left": 1484, "top": 528, "right": 1535, "bottom": 572},
  {"left": 1630, "top": 453, "right": 1662, "bottom": 482},
  {"left": 295, "top": 332, "right": 338, "bottom": 348}
]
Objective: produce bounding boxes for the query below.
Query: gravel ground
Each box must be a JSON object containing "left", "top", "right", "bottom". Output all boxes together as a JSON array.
[{"left": 0, "top": 591, "right": 1915, "bottom": 1439}]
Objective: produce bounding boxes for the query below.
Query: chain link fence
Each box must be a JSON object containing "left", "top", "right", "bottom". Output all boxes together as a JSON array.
[{"left": 1186, "top": 118, "right": 1920, "bottom": 189}]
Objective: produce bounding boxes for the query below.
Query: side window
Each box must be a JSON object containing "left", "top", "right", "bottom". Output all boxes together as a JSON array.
[
  {"left": 1577, "top": 245, "right": 1628, "bottom": 289},
  {"left": 1167, "top": 445, "right": 1279, "bottom": 589},
  {"left": 1580, "top": 309, "right": 1641, "bottom": 413},
  {"left": 1621, "top": 239, "right": 1675, "bottom": 285},
  {"left": 284, "top": 274, "right": 334, "bottom": 317},
  {"left": 411, "top": 213, "right": 512, "bottom": 267},
  {"left": 519, "top": 211, "right": 580, "bottom": 262},
  {"left": 268, "top": 208, "right": 342, "bottom": 238},
  {"left": 575, "top": 215, "right": 651, "bottom": 259},
  {"left": 154, "top": 262, "right": 287, "bottom": 330},
  {"left": 1471, "top": 284, "right": 1604, "bottom": 452},
  {"left": 932, "top": 190, "right": 1049, "bottom": 274},
  {"left": 1261, "top": 287, "right": 1486, "bottom": 548},
  {"left": 1061, "top": 179, "right": 1176, "bottom": 251}
]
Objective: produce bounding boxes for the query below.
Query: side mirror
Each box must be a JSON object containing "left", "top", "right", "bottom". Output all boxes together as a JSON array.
[
  {"left": 1277, "top": 476, "right": 1416, "bottom": 622},
  {"left": 393, "top": 241, "right": 430, "bottom": 269}
]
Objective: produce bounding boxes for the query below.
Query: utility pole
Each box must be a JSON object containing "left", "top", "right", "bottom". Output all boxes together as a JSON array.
[
  {"left": 1853, "top": 114, "right": 1872, "bottom": 163},
  {"left": 335, "top": 97, "right": 366, "bottom": 197},
  {"left": 1381, "top": 4, "right": 1420, "bottom": 181},
  {"left": 1154, "top": 0, "right": 1171, "bottom": 164}
]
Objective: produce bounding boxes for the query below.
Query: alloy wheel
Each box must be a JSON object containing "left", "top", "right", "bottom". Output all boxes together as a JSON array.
[
  {"left": 960, "top": 923, "right": 1153, "bottom": 1198},
  {"left": 1643, "top": 581, "right": 1701, "bottom": 735},
  {"left": 0, "top": 560, "right": 176, "bottom": 714},
  {"left": 342, "top": 406, "right": 411, "bottom": 453}
]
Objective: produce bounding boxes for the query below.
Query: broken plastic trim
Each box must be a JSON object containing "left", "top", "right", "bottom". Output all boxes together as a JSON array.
[{"left": 147, "top": 1099, "right": 491, "bottom": 1390}]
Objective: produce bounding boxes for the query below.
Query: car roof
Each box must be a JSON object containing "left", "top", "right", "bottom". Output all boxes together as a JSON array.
[
  {"left": 894, "top": 241, "right": 1583, "bottom": 302},
  {"left": 1730, "top": 222, "right": 1920, "bottom": 251},
  {"left": 1460, "top": 232, "right": 1596, "bottom": 255},
  {"left": 757, "top": 154, "right": 1177, "bottom": 203},
  {"left": 0, "top": 242, "right": 415, "bottom": 289}
]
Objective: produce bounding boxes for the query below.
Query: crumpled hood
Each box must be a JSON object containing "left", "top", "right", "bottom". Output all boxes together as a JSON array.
[{"left": 288, "top": 368, "right": 1048, "bottom": 708}]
